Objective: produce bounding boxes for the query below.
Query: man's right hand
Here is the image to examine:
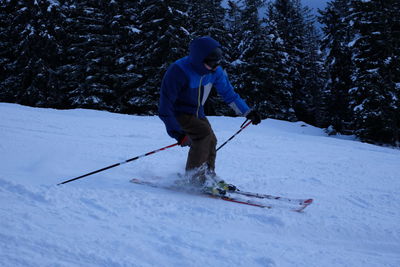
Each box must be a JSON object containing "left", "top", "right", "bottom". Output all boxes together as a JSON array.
[{"left": 179, "top": 135, "right": 192, "bottom": 147}]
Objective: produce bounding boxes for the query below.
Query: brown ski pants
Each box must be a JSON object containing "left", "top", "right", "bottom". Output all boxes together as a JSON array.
[{"left": 177, "top": 113, "right": 217, "bottom": 177}]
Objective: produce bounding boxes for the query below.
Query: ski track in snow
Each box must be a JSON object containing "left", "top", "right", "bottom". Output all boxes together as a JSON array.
[{"left": 1, "top": 103, "right": 400, "bottom": 267}]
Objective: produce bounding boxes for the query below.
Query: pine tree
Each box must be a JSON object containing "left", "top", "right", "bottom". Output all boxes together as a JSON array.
[
  {"left": 268, "top": 0, "right": 304, "bottom": 105},
  {"left": 225, "top": 0, "right": 244, "bottom": 64},
  {"left": 263, "top": 6, "right": 297, "bottom": 120},
  {"left": 99, "top": 0, "right": 143, "bottom": 113},
  {"left": 298, "top": 2, "right": 324, "bottom": 125},
  {"left": 348, "top": 0, "right": 400, "bottom": 145},
  {"left": 128, "top": 0, "right": 192, "bottom": 114},
  {"left": 219, "top": 0, "right": 246, "bottom": 117},
  {"left": 59, "top": 0, "right": 118, "bottom": 110},
  {"left": 267, "top": 0, "right": 323, "bottom": 123},
  {"left": 237, "top": 0, "right": 268, "bottom": 113},
  {"left": 319, "top": 0, "right": 355, "bottom": 134},
  {"left": 0, "top": 0, "right": 66, "bottom": 107},
  {"left": 265, "top": 0, "right": 327, "bottom": 121},
  {"left": 50, "top": 0, "right": 144, "bottom": 113},
  {"left": 0, "top": 0, "right": 19, "bottom": 103},
  {"left": 187, "top": 0, "right": 226, "bottom": 42}
]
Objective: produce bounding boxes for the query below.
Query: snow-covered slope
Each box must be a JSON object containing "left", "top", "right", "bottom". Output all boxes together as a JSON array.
[{"left": 1, "top": 103, "right": 399, "bottom": 267}]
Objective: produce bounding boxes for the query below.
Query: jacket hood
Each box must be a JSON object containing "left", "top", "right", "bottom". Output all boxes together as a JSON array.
[{"left": 188, "top": 36, "right": 221, "bottom": 75}]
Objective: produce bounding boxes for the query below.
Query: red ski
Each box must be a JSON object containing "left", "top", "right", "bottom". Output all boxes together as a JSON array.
[{"left": 130, "top": 178, "right": 313, "bottom": 212}]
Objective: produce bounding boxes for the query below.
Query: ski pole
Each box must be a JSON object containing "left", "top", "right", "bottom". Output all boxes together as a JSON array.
[
  {"left": 58, "top": 143, "right": 179, "bottom": 185},
  {"left": 217, "top": 119, "right": 252, "bottom": 152}
]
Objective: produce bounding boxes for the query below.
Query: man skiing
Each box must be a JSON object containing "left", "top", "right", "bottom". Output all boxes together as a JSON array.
[{"left": 158, "top": 36, "right": 261, "bottom": 194}]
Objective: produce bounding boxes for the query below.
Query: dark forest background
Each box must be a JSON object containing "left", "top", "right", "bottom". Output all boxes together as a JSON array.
[{"left": 1, "top": 0, "right": 399, "bottom": 146}]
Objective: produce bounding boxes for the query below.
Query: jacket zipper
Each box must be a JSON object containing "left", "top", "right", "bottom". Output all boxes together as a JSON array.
[{"left": 196, "top": 76, "right": 204, "bottom": 117}]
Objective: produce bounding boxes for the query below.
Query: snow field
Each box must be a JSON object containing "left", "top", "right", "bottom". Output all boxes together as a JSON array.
[{"left": 1, "top": 103, "right": 399, "bottom": 267}]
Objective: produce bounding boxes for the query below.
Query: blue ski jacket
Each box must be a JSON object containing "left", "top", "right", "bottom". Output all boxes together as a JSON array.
[{"left": 158, "top": 36, "right": 250, "bottom": 141}]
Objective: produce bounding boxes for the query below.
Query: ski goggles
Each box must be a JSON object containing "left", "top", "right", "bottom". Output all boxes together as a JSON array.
[{"left": 204, "top": 47, "right": 223, "bottom": 69}]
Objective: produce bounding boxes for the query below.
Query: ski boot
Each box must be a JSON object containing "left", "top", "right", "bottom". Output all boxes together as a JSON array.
[
  {"left": 203, "top": 180, "right": 237, "bottom": 196},
  {"left": 215, "top": 180, "right": 237, "bottom": 192}
]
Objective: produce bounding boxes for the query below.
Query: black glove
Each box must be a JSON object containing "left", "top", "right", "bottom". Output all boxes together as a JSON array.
[
  {"left": 246, "top": 110, "right": 261, "bottom": 125},
  {"left": 179, "top": 135, "right": 192, "bottom": 147}
]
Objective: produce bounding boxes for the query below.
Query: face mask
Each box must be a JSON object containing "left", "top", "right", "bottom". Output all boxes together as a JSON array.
[{"left": 204, "top": 47, "right": 223, "bottom": 70}]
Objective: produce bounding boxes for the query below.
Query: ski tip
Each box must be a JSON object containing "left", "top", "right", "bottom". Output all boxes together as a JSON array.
[
  {"left": 304, "top": 199, "right": 314, "bottom": 205},
  {"left": 292, "top": 199, "right": 314, "bottom": 213}
]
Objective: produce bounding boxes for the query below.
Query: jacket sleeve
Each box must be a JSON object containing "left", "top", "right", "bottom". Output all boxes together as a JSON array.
[
  {"left": 213, "top": 67, "right": 250, "bottom": 116},
  {"left": 158, "top": 63, "right": 187, "bottom": 141}
]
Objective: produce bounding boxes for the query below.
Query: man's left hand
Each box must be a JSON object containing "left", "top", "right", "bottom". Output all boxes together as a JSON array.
[{"left": 246, "top": 110, "right": 262, "bottom": 125}]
